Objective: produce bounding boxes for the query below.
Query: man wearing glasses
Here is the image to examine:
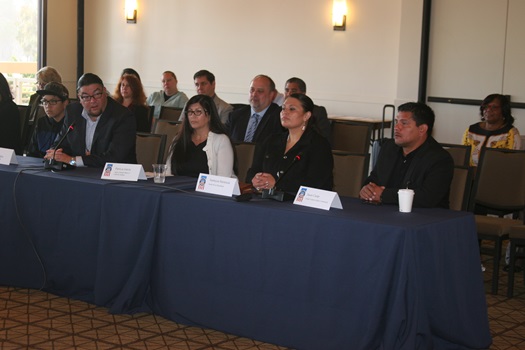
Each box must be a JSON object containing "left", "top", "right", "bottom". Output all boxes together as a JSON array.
[
  {"left": 44, "top": 73, "right": 136, "bottom": 167},
  {"left": 26, "top": 82, "right": 69, "bottom": 157}
]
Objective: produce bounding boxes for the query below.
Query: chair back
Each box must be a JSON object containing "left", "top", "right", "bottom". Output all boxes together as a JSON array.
[
  {"left": 449, "top": 166, "right": 473, "bottom": 211},
  {"left": 136, "top": 132, "right": 167, "bottom": 172},
  {"left": 17, "top": 105, "right": 28, "bottom": 138},
  {"left": 159, "top": 106, "right": 183, "bottom": 122},
  {"left": 441, "top": 143, "right": 470, "bottom": 167},
  {"left": 332, "top": 151, "right": 370, "bottom": 198},
  {"left": 234, "top": 142, "right": 255, "bottom": 182},
  {"left": 152, "top": 120, "right": 182, "bottom": 162},
  {"left": 231, "top": 103, "right": 249, "bottom": 111},
  {"left": 469, "top": 148, "right": 525, "bottom": 212},
  {"left": 331, "top": 121, "right": 372, "bottom": 154}
]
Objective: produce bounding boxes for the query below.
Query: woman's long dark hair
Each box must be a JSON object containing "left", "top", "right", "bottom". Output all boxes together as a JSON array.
[
  {"left": 0, "top": 73, "right": 14, "bottom": 103},
  {"left": 171, "top": 94, "right": 229, "bottom": 164}
]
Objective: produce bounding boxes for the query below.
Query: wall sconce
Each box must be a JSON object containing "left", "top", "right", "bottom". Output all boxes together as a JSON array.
[
  {"left": 332, "top": 0, "right": 347, "bottom": 31},
  {"left": 125, "top": 0, "right": 138, "bottom": 24}
]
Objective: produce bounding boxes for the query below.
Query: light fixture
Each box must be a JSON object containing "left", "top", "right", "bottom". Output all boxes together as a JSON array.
[
  {"left": 332, "top": 0, "right": 347, "bottom": 31},
  {"left": 125, "top": 0, "right": 138, "bottom": 24}
]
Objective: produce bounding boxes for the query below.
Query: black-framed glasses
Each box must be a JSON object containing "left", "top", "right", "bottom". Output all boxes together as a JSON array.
[
  {"left": 79, "top": 91, "right": 104, "bottom": 102},
  {"left": 186, "top": 109, "right": 206, "bottom": 117},
  {"left": 40, "top": 99, "right": 62, "bottom": 106}
]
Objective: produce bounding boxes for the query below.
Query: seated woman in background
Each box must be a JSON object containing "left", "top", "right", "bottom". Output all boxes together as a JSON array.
[
  {"left": 166, "top": 94, "right": 236, "bottom": 178},
  {"left": 247, "top": 93, "right": 333, "bottom": 194},
  {"left": 0, "top": 72, "right": 22, "bottom": 154},
  {"left": 462, "top": 93, "right": 521, "bottom": 166},
  {"left": 113, "top": 73, "right": 150, "bottom": 132}
]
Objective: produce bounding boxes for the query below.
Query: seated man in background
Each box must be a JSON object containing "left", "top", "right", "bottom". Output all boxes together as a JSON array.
[
  {"left": 225, "top": 74, "right": 283, "bottom": 144},
  {"left": 44, "top": 73, "right": 137, "bottom": 168},
  {"left": 192, "top": 69, "right": 233, "bottom": 124},
  {"left": 147, "top": 71, "right": 188, "bottom": 119},
  {"left": 359, "top": 102, "right": 453, "bottom": 208},
  {"left": 27, "top": 82, "right": 69, "bottom": 158},
  {"left": 284, "top": 77, "right": 331, "bottom": 141}
]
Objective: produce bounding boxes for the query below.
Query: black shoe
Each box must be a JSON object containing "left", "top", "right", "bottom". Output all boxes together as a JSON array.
[{"left": 503, "top": 265, "right": 523, "bottom": 272}]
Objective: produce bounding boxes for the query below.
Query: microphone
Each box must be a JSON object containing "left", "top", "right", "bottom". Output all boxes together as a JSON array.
[
  {"left": 261, "top": 152, "right": 302, "bottom": 201},
  {"left": 44, "top": 122, "right": 76, "bottom": 171}
]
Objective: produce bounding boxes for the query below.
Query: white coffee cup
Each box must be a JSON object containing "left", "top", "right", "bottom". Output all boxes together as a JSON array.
[
  {"left": 398, "top": 189, "right": 415, "bottom": 213},
  {"left": 152, "top": 164, "right": 167, "bottom": 183}
]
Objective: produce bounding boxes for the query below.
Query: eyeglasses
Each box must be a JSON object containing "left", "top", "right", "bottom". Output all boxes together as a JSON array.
[
  {"left": 185, "top": 109, "right": 206, "bottom": 117},
  {"left": 40, "top": 99, "right": 62, "bottom": 106},
  {"left": 483, "top": 104, "right": 501, "bottom": 111},
  {"left": 79, "top": 91, "right": 104, "bottom": 102}
]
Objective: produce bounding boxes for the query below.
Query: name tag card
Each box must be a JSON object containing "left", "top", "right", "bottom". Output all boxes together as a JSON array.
[
  {"left": 293, "top": 186, "right": 343, "bottom": 211},
  {"left": 195, "top": 173, "right": 240, "bottom": 197},
  {"left": 100, "top": 163, "right": 147, "bottom": 181},
  {"left": 0, "top": 148, "right": 18, "bottom": 165}
]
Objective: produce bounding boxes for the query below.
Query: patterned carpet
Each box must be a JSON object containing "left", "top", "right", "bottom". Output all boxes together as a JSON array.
[{"left": 1, "top": 258, "right": 524, "bottom": 349}]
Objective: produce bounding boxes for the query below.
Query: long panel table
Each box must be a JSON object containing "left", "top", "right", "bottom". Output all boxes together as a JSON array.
[{"left": 1, "top": 157, "right": 492, "bottom": 349}]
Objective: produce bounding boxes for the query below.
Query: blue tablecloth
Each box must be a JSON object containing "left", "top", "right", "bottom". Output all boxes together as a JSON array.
[{"left": 0, "top": 156, "right": 492, "bottom": 349}]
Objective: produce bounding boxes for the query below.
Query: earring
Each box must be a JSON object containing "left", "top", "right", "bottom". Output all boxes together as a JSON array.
[{"left": 301, "top": 122, "right": 306, "bottom": 131}]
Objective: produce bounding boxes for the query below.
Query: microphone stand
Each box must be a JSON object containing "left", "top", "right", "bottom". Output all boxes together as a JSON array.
[
  {"left": 44, "top": 122, "right": 75, "bottom": 171},
  {"left": 261, "top": 153, "right": 302, "bottom": 202}
]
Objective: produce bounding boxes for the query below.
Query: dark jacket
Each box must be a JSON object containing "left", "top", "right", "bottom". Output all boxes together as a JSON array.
[
  {"left": 27, "top": 115, "right": 64, "bottom": 158},
  {"left": 246, "top": 128, "right": 333, "bottom": 194},
  {"left": 365, "top": 137, "right": 454, "bottom": 208},
  {"left": 0, "top": 100, "right": 22, "bottom": 155},
  {"left": 225, "top": 103, "right": 284, "bottom": 143},
  {"left": 56, "top": 97, "right": 137, "bottom": 167}
]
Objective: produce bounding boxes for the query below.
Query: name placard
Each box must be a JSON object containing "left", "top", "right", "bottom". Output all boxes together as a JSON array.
[
  {"left": 100, "top": 163, "right": 147, "bottom": 181},
  {"left": 0, "top": 148, "right": 18, "bottom": 165},
  {"left": 293, "top": 186, "right": 343, "bottom": 210},
  {"left": 195, "top": 173, "right": 240, "bottom": 197}
]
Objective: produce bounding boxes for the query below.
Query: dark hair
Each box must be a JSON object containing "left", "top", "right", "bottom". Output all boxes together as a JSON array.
[
  {"left": 285, "top": 93, "right": 318, "bottom": 131},
  {"left": 171, "top": 95, "right": 230, "bottom": 163},
  {"left": 77, "top": 73, "right": 104, "bottom": 91},
  {"left": 252, "top": 74, "right": 276, "bottom": 92},
  {"left": 480, "top": 93, "right": 514, "bottom": 126},
  {"left": 163, "top": 71, "right": 177, "bottom": 80},
  {"left": 285, "top": 77, "right": 307, "bottom": 93},
  {"left": 398, "top": 102, "right": 435, "bottom": 136},
  {"left": 113, "top": 73, "right": 147, "bottom": 106},
  {"left": 121, "top": 68, "right": 141, "bottom": 81},
  {"left": 193, "top": 70, "right": 215, "bottom": 84},
  {"left": 0, "top": 72, "right": 13, "bottom": 102}
]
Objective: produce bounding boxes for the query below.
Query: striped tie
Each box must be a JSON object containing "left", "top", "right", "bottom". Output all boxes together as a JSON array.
[{"left": 244, "top": 113, "right": 260, "bottom": 142}]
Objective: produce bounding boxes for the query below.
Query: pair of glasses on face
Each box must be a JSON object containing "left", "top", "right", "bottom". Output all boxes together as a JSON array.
[
  {"left": 185, "top": 109, "right": 206, "bottom": 117},
  {"left": 40, "top": 99, "right": 62, "bottom": 106},
  {"left": 79, "top": 91, "right": 104, "bottom": 102}
]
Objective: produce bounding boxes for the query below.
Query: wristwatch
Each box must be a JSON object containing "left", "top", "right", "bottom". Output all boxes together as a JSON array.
[{"left": 69, "top": 157, "right": 76, "bottom": 166}]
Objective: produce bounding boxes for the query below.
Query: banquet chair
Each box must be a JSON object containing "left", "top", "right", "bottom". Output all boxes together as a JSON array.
[
  {"left": 331, "top": 121, "right": 372, "bottom": 154},
  {"left": 507, "top": 225, "right": 525, "bottom": 297},
  {"left": 332, "top": 151, "right": 370, "bottom": 198},
  {"left": 152, "top": 120, "right": 182, "bottom": 162},
  {"left": 469, "top": 148, "right": 525, "bottom": 294},
  {"left": 234, "top": 142, "right": 255, "bottom": 183},
  {"left": 441, "top": 143, "right": 471, "bottom": 167},
  {"left": 449, "top": 166, "right": 473, "bottom": 211},
  {"left": 136, "top": 132, "right": 167, "bottom": 172},
  {"left": 158, "top": 106, "right": 183, "bottom": 122}
]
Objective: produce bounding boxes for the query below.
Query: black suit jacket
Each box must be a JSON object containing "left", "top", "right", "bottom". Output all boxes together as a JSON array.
[
  {"left": 365, "top": 137, "right": 454, "bottom": 208},
  {"left": 225, "top": 103, "right": 284, "bottom": 143},
  {"left": 312, "top": 105, "right": 331, "bottom": 143},
  {"left": 56, "top": 97, "right": 137, "bottom": 167},
  {"left": 246, "top": 128, "right": 333, "bottom": 193}
]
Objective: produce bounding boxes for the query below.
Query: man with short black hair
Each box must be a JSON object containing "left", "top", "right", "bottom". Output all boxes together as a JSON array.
[
  {"left": 359, "top": 102, "right": 454, "bottom": 208},
  {"left": 44, "top": 73, "right": 137, "bottom": 167},
  {"left": 193, "top": 69, "right": 232, "bottom": 123}
]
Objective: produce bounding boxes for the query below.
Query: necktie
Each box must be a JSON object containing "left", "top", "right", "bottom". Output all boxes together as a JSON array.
[{"left": 244, "top": 113, "right": 260, "bottom": 142}]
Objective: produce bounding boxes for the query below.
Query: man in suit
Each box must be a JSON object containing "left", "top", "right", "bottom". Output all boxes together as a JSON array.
[
  {"left": 283, "top": 77, "right": 331, "bottom": 142},
  {"left": 44, "top": 73, "right": 137, "bottom": 168},
  {"left": 359, "top": 102, "right": 453, "bottom": 208},
  {"left": 225, "top": 74, "right": 283, "bottom": 144}
]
